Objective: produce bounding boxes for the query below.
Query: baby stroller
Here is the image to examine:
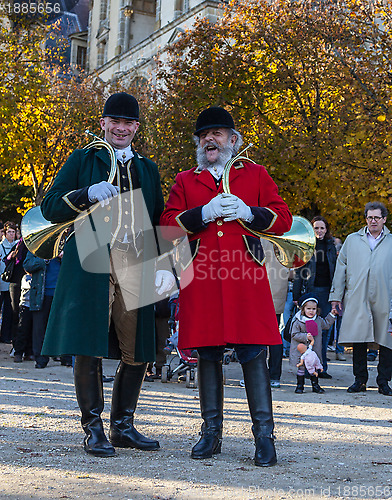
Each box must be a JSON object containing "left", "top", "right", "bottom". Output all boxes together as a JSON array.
[{"left": 161, "top": 292, "right": 198, "bottom": 388}]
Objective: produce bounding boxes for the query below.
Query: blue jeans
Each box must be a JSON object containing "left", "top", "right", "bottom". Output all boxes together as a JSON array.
[
  {"left": 331, "top": 315, "right": 344, "bottom": 354},
  {"left": 282, "top": 290, "right": 295, "bottom": 355}
]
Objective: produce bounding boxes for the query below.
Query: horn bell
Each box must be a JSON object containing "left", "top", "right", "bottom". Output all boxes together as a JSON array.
[
  {"left": 261, "top": 216, "right": 316, "bottom": 269},
  {"left": 21, "top": 206, "right": 70, "bottom": 260}
]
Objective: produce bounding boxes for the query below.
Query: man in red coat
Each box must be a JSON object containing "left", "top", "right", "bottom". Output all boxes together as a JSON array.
[{"left": 160, "top": 107, "right": 292, "bottom": 466}]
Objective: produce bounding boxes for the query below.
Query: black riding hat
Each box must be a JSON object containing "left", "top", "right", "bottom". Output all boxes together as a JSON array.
[
  {"left": 194, "top": 106, "right": 235, "bottom": 136},
  {"left": 102, "top": 92, "right": 139, "bottom": 120}
]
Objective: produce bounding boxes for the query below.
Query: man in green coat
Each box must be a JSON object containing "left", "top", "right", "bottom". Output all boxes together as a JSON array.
[{"left": 41, "top": 93, "right": 175, "bottom": 457}]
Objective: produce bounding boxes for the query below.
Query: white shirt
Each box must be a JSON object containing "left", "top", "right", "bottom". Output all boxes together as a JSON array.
[{"left": 366, "top": 227, "right": 384, "bottom": 251}]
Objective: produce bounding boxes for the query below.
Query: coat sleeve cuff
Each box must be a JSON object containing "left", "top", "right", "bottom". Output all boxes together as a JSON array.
[
  {"left": 175, "top": 206, "right": 207, "bottom": 234},
  {"left": 245, "top": 207, "right": 277, "bottom": 233},
  {"left": 62, "top": 187, "right": 92, "bottom": 214}
]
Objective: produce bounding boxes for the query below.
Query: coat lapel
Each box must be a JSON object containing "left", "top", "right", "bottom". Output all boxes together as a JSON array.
[
  {"left": 93, "top": 147, "right": 112, "bottom": 182},
  {"left": 194, "top": 169, "right": 218, "bottom": 191},
  {"left": 228, "top": 162, "right": 245, "bottom": 187}
]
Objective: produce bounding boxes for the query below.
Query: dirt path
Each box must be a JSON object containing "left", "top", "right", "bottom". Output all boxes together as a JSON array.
[{"left": 0, "top": 344, "right": 391, "bottom": 500}]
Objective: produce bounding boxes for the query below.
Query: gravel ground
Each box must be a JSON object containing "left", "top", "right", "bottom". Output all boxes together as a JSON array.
[{"left": 0, "top": 343, "right": 391, "bottom": 500}]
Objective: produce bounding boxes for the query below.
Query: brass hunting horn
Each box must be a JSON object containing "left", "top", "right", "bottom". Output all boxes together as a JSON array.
[
  {"left": 222, "top": 146, "right": 315, "bottom": 269},
  {"left": 21, "top": 131, "right": 117, "bottom": 260}
]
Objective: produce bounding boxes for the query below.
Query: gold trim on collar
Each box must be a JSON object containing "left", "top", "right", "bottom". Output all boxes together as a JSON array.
[{"left": 234, "top": 161, "right": 245, "bottom": 170}]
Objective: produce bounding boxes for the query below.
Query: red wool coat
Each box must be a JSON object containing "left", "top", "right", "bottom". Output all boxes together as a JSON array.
[{"left": 160, "top": 161, "right": 292, "bottom": 349}]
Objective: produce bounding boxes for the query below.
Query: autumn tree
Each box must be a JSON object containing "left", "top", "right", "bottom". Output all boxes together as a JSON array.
[
  {"left": 148, "top": 0, "right": 392, "bottom": 236},
  {"left": 0, "top": 13, "right": 109, "bottom": 212}
]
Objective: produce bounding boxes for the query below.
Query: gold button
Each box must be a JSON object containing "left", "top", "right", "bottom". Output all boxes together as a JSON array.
[
  {"left": 217, "top": 220, "right": 223, "bottom": 226},
  {"left": 125, "top": 211, "right": 129, "bottom": 215},
  {"left": 217, "top": 231, "right": 223, "bottom": 237},
  {"left": 124, "top": 199, "right": 128, "bottom": 203},
  {"left": 124, "top": 225, "right": 129, "bottom": 229},
  {"left": 104, "top": 216, "right": 110, "bottom": 222},
  {"left": 107, "top": 206, "right": 111, "bottom": 211}
]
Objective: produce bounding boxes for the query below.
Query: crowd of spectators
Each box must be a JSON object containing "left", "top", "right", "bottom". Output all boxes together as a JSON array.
[{"left": 0, "top": 206, "right": 389, "bottom": 396}]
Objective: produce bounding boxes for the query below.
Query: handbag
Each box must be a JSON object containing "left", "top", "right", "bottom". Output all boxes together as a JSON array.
[
  {"left": 283, "top": 311, "right": 295, "bottom": 343},
  {"left": 1, "top": 257, "right": 16, "bottom": 282},
  {"left": 0, "top": 243, "right": 17, "bottom": 283}
]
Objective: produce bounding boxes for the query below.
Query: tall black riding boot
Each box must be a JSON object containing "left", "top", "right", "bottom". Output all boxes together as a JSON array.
[
  {"left": 191, "top": 357, "right": 223, "bottom": 459},
  {"left": 109, "top": 361, "right": 160, "bottom": 450},
  {"left": 295, "top": 375, "right": 305, "bottom": 394},
  {"left": 242, "top": 350, "right": 277, "bottom": 467},
  {"left": 311, "top": 374, "right": 325, "bottom": 393},
  {"left": 74, "top": 355, "right": 115, "bottom": 457}
]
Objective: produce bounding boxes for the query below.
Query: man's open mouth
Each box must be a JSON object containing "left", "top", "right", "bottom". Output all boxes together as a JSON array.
[{"left": 204, "top": 143, "right": 220, "bottom": 152}]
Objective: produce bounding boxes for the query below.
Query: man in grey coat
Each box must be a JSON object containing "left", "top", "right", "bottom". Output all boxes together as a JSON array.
[{"left": 330, "top": 201, "right": 392, "bottom": 396}]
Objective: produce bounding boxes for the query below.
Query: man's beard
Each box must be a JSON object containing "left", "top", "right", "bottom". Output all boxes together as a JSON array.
[{"left": 196, "top": 140, "right": 235, "bottom": 170}]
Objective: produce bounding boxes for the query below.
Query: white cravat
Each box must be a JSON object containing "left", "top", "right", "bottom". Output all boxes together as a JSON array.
[
  {"left": 115, "top": 145, "right": 134, "bottom": 164},
  {"left": 207, "top": 164, "right": 224, "bottom": 180}
]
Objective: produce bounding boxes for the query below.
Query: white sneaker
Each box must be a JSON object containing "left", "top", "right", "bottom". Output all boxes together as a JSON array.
[
  {"left": 270, "top": 380, "right": 281, "bottom": 388},
  {"left": 9, "top": 348, "right": 15, "bottom": 357},
  {"left": 336, "top": 353, "right": 346, "bottom": 361}
]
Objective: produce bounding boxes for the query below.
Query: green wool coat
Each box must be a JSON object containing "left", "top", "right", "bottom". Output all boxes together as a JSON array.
[{"left": 40, "top": 146, "right": 164, "bottom": 361}]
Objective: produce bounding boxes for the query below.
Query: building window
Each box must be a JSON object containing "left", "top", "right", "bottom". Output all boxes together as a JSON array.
[{"left": 76, "top": 45, "right": 87, "bottom": 70}]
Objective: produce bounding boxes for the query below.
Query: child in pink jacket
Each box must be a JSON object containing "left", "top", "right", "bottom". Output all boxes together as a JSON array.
[{"left": 289, "top": 293, "right": 337, "bottom": 394}]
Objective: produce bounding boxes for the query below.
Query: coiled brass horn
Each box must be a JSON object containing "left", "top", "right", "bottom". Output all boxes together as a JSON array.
[
  {"left": 21, "top": 131, "right": 117, "bottom": 260},
  {"left": 222, "top": 145, "right": 315, "bottom": 269}
]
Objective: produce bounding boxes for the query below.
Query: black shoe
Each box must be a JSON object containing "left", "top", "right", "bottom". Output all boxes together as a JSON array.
[
  {"left": 102, "top": 375, "right": 114, "bottom": 383},
  {"left": 295, "top": 375, "right": 305, "bottom": 394},
  {"left": 83, "top": 423, "right": 116, "bottom": 457},
  {"left": 191, "top": 430, "right": 222, "bottom": 459},
  {"left": 74, "top": 356, "right": 116, "bottom": 458},
  {"left": 242, "top": 351, "right": 277, "bottom": 467},
  {"left": 35, "top": 363, "right": 47, "bottom": 369},
  {"left": 254, "top": 436, "right": 277, "bottom": 467},
  {"left": 311, "top": 375, "right": 325, "bottom": 394},
  {"left": 191, "top": 357, "right": 223, "bottom": 460},
  {"left": 109, "top": 362, "right": 160, "bottom": 450},
  {"left": 144, "top": 371, "right": 156, "bottom": 382},
  {"left": 14, "top": 354, "right": 23, "bottom": 363},
  {"left": 378, "top": 383, "right": 392, "bottom": 396},
  {"left": 318, "top": 372, "right": 332, "bottom": 379},
  {"left": 61, "top": 356, "right": 73, "bottom": 367},
  {"left": 347, "top": 381, "right": 366, "bottom": 393}
]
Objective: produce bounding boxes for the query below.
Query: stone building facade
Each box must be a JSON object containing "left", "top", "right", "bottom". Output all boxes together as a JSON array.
[{"left": 70, "top": 0, "right": 224, "bottom": 82}]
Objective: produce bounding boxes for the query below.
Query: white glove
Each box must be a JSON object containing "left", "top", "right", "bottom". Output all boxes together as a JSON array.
[
  {"left": 88, "top": 181, "right": 120, "bottom": 207},
  {"left": 201, "top": 194, "right": 224, "bottom": 223},
  {"left": 221, "top": 193, "right": 254, "bottom": 222},
  {"left": 155, "top": 270, "right": 176, "bottom": 295}
]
